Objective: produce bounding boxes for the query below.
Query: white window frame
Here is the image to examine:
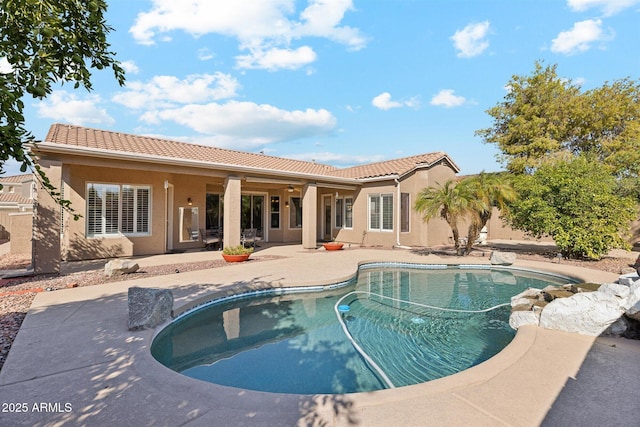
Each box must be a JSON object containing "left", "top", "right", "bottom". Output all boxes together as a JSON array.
[
  {"left": 86, "top": 183, "right": 152, "bottom": 237},
  {"left": 335, "top": 196, "right": 354, "bottom": 230},
  {"left": 368, "top": 193, "right": 393, "bottom": 232}
]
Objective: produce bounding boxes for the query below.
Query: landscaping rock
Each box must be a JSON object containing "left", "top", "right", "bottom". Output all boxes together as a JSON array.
[
  {"left": 489, "top": 251, "right": 516, "bottom": 265},
  {"left": 625, "top": 281, "right": 640, "bottom": 321},
  {"left": 570, "top": 283, "right": 600, "bottom": 293},
  {"left": 128, "top": 287, "right": 173, "bottom": 331},
  {"left": 543, "top": 289, "right": 574, "bottom": 302},
  {"left": 539, "top": 292, "right": 625, "bottom": 336},
  {"left": 618, "top": 272, "right": 639, "bottom": 287},
  {"left": 509, "top": 310, "right": 539, "bottom": 329},
  {"left": 105, "top": 259, "right": 139, "bottom": 277}
]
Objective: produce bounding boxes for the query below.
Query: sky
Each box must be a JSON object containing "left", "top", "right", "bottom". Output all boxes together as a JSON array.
[{"left": 6, "top": 0, "right": 640, "bottom": 176}]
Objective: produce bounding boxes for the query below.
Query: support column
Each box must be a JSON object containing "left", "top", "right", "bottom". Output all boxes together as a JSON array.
[
  {"left": 33, "top": 160, "right": 62, "bottom": 274},
  {"left": 302, "top": 182, "right": 317, "bottom": 249},
  {"left": 223, "top": 176, "right": 241, "bottom": 248}
]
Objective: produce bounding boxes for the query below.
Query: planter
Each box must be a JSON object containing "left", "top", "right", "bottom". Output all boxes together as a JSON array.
[
  {"left": 323, "top": 242, "right": 344, "bottom": 251},
  {"left": 222, "top": 253, "right": 251, "bottom": 262}
]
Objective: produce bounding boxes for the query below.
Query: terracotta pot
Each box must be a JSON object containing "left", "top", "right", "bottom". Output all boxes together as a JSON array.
[
  {"left": 222, "top": 253, "right": 251, "bottom": 262},
  {"left": 323, "top": 242, "right": 344, "bottom": 251}
]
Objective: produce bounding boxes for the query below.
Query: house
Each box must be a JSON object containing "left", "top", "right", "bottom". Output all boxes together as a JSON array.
[
  {"left": 30, "top": 124, "right": 464, "bottom": 274},
  {"left": 0, "top": 174, "right": 35, "bottom": 254}
]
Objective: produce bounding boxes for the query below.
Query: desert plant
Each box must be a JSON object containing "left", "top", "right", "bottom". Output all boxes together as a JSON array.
[{"left": 222, "top": 245, "right": 254, "bottom": 255}]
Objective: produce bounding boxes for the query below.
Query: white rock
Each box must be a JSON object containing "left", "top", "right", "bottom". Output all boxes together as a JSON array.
[
  {"left": 509, "top": 310, "right": 540, "bottom": 329},
  {"left": 625, "top": 281, "right": 640, "bottom": 321},
  {"left": 490, "top": 251, "right": 517, "bottom": 265},
  {"left": 539, "top": 292, "right": 625, "bottom": 336},
  {"left": 603, "top": 316, "right": 629, "bottom": 336},
  {"left": 105, "top": 259, "right": 140, "bottom": 277},
  {"left": 511, "top": 288, "right": 541, "bottom": 306},
  {"left": 598, "top": 283, "right": 630, "bottom": 301},
  {"left": 618, "top": 272, "right": 639, "bottom": 287}
]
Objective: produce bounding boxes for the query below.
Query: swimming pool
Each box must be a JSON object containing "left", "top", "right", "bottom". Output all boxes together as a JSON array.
[{"left": 151, "top": 264, "right": 574, "bottom": 394}]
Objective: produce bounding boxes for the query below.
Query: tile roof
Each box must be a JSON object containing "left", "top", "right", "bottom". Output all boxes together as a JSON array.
[
  {"left": 328, "top": 152, "right": 457, "bottom": 179},
  {"left": 0, "top": 174, "right": 33, "bottom": 184},
  {"left": 43, "top": 124, "right": 338, "bottom": 176},
  {"left": 0, "top": 193, "right": 31, "bottom": 204},
  {"left": 40, "top": 124, "right": 457, "bottom": 180}
]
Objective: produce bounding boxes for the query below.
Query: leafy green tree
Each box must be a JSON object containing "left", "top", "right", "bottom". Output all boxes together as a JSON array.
[
  {"left": 463, "top": 172, "right": 517, "bottom": 253},
  {"left": 507, "top": 155, "right": 636, "bottom": 260},
  {"left": 476, "top": 61, "right": 640, "bottom": 183},
  {"left": 1, "top": 0, "right": 125, "bottom": 213},
  {"left": 415, "top": 179, "right": 480, "bottom": 255}
]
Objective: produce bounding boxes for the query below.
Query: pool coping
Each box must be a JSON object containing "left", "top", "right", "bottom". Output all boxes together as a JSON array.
[{"left": 0, "top": 246, "right": 625, "bottom": 426}]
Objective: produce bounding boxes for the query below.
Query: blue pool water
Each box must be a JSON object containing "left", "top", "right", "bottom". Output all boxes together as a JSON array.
[{"left": 151, "top": 265, "right": 573, "bottom": 394}]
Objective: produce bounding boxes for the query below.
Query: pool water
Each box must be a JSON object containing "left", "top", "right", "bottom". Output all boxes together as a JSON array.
[{"left": 151, "top": 265, "right": 572, "bottom": 394}]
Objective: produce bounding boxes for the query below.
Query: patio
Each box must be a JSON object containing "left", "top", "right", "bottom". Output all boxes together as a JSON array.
[{"left": 0, "top": 244, "right": 638, "bottom": 426}]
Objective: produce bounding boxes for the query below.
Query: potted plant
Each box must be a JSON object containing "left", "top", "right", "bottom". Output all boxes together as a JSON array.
[
  {"left": 221, "top": 245, "right": 254, "bottom": 262},
  {"left": 322, "top": 239, "right": 344, "bottom": 251}
]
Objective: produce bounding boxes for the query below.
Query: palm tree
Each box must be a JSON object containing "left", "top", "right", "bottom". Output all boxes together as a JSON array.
[
  {"left": 463, "top": 172, "right": 517, "bottom": 253},
  {"left": 415, "top": 179, "right": 478, "bottom": 255}
]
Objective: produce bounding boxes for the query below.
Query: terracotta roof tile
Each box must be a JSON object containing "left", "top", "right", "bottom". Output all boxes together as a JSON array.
[
  {"left": 44, "top": 124, "right": 338, "bottom": 176},
  {"left": 0, "top": 193, "right": 31, "bottom": 204},
  {"left": 328, "top": 152, "right": 458, "bottom": 179},
  {"left": 0, "top": 174, "right": 33, "bottom": 184},
  {"left": 41, "top": 124, "right": 457, "bottom": 180}
]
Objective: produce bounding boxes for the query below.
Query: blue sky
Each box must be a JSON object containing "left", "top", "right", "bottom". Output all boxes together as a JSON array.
[{"left": 7, "top": 0, "right": 640, "bottom": 176}]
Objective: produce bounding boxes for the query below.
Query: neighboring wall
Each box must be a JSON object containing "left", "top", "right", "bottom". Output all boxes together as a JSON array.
[{"left": 9, "top": 213, "right": 32, "bottom": 254}]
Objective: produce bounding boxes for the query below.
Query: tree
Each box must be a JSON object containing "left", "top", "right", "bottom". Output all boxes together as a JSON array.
[
  {"left": 414, "top": 179, "right": 480, "bottom": 255},
  {"left": 507, "top": 155, "right": 636, "bottom": 260},
  {"left": 463, "top": 172, "right": 516, "bottom": 253},
  {"left": 1, "top": 0, "right": 125, "bottom": 213},
  {"left": 476, "top": 61, "right": 640, "bottom": 183}
]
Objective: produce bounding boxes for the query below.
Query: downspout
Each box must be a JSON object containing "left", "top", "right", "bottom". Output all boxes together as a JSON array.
[{"left": 394, "top": 177, "right": 412, "bottom": 250}]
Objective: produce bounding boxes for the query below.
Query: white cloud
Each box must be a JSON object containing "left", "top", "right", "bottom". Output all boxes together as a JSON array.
[
  {"left": 112, "top": 73, "right": 240, "bottom": 109},
  {"left": 567, "top": 0, "right": 640, "bottom": 16},
  {"left": 551, "top": 19, "right": 612, "bottom": 55},
  {"left": 140, "top": 100, "right": 337, "bottom": 148},
  {"left": 371, "top": 92, "right": 419, "bottom": 110},
  {"left": 36, "top": 91, "right": 115, "bottom": 125},
  {"left": 0, "top": 57, "right": 12, "bottom": 73},
  {"left": 235, "top": 46, "right": 317, "bottom": 71},
  {"left": 130, "top": 0, "right": 366, "bottom": 71},
  {"left": 430, "top": 89, "right": 466, "bottom": 108},
  {"left": 283, "top": 151, "right": 386, "bottom": 166},
  {"left": 450, "top": 21, "right": 490, "bottom": 58},
  {"left": 197, "top": 48, "right": 215, "bottom": 61},
  {"left": 120, "top": 60, "right": 140, "bottom": 74}
]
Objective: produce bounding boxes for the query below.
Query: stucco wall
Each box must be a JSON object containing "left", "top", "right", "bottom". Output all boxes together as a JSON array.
[{"left": 9, "top": 212, "right": 32, "bottom": 255}]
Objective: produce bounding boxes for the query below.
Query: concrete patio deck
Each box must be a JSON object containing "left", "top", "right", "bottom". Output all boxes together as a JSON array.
[{"left": 0, "top": 244, "right": 638, "bottom": 426}]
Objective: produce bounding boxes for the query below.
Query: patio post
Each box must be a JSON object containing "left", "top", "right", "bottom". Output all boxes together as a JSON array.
[
  {"left": 33, "top": 159, "right": 62, "bottom": 274},
  {"left": 302, "top": 182, "right": 317, "bottom": 249},
  {"left": 223, "top": 176, "right": 241, "bottom": 248}
]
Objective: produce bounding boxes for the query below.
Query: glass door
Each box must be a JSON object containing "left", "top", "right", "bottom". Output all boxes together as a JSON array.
[{"left": 241, "top": 194, "right": 264, "bottom": 238}]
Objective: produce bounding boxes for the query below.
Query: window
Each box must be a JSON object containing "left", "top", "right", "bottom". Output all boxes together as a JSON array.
[
  {"left": 87, "top": 183, "right": 151, "bottom": 237},
  {"left": 289, "top": 196, "right": 302, "bottom": 228},
  {"left": 400, "top": 192, "right": 410, "bottom": 232},
  {"left": 335, "top": 197, "right": 353, "bottom": 229},
  {"left": 369, "top": 193, "right": 393, "bottom": 231},
  {"left": 345, "top": 197, "right": 353, "bottom": 228},
  {"left": 270, "top": 196, "right": 280, "bottom": 228},
  {"left": 206, "top": 193, "right": 223, "bottom": 230}
]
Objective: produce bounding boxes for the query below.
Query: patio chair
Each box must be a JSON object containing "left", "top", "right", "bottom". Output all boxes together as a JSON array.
[
  {"left": 241, "top": 228, "right": 257, "bottom": 248},
  {"left": 200, "top": 228, "right": 222, "bottom": 250}
]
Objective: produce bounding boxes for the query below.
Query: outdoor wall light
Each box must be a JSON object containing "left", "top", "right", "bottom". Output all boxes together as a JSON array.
[
  {"left": 187, "top": 197, "right": 193, "bottom": 206},
  {"left": 287, "top": 185, "right": 294, "bottom": 193}
]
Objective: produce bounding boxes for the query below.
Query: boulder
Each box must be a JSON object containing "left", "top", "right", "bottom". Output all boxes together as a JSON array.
[
  {"left": 105, "top": 259, "right": 139, "bottom": 277},
  {"left": 128, "top": 287, "right": 173, "bottom": 331},
  {"left": 509, "top": 310, "right": 540, "bottom": 329},
  {"left": 598, "top": 283, "right": 630, "bottom": 301},
  {"left": 625, "top": 281, "right": 640, "bottom": 321},
  {"left": 543, "top": 289, "right": 574, "bottom": 302},
  {"left": 490, "top": 251, "right": 516, "bottom": 266},
  {"left": 539, "top": 292, "right": 625, "bottom": 336},
  {"left": 618, "top": 272, "right": 639, "bottom": 287}
]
